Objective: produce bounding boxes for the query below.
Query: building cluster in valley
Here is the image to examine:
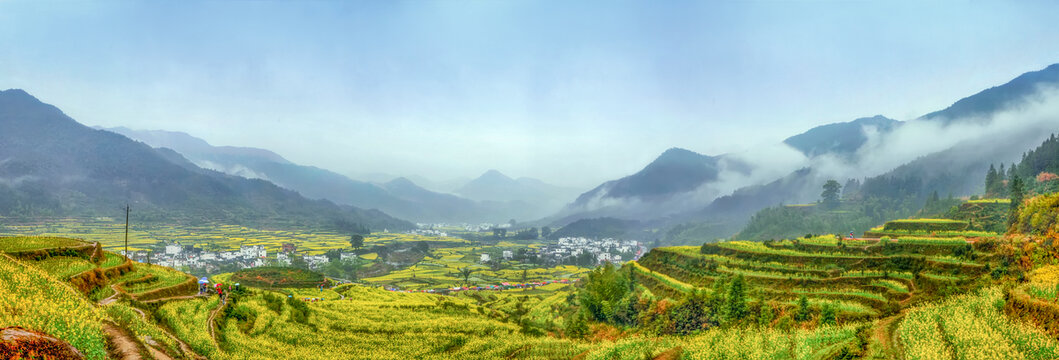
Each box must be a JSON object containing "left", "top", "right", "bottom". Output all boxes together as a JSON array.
[
  {"left": 415, "top": 222, "right": 513, "bottom": 233},
  {"left": 121, "top": 234, "right": 645, "bottom": 273},
  {"left": 481, "top": 237, "right": 645, "bottom": 265},
  {"left": 122, "top": 241, "right": 351, "bottom": 273}
]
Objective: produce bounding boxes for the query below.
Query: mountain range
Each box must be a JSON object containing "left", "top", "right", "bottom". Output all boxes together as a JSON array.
[
  {"left": 552, "top": 62, "right": 1059, "bottom": 243},
  {"left": 102, "top": 127, "right": 579, "bottom": 224},
  {"left": 4, "top": 62, "right": 1058, "bottom": 244},
  {"left": 0, "top": 89, "right": 411, "bottom": 232}
]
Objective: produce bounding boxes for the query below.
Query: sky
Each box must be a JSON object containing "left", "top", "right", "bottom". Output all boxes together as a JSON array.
[{"left": 1, "top": 1, "right": 1058, "bottom": 189}]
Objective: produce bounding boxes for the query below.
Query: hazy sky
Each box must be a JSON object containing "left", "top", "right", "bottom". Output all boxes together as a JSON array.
[{"left": 1, "top": 1, "right": 1058, "bottom": 188}]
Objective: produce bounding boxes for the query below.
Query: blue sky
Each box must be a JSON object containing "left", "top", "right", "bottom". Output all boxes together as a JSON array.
[{"left": 1, "top": 1, "right": 1058, "bottom": 188}]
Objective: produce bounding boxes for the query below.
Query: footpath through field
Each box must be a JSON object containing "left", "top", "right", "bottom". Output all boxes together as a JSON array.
[{"left": 97, "top": 284, "right": 208, "bottom": 360}]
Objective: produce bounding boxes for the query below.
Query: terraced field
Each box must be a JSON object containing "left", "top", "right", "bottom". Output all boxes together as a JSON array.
[
  {"left": 864, "top": 218, "right": 1000, "bottom": 239},
  {"left": 632, "top": 230, "right": 991, "bottom": 323},
  {"left": 0, "top": 217, "right": 464, "bottom": 255},
  {"left": 114, "top": 263, "right": 195, "bottom": 295},
  {"left": 0, "top": 254, "right": 107, "bottom": 360},
  {"left": 29, "top": 256, "right": 97, "bottom": 279},
  {"left": 362, "top": 245, "right": 589, "bottom": 290}
]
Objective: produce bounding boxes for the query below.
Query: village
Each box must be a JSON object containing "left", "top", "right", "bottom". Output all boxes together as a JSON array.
[
  {"left": 122, "top": 242, "right": 323, "bottom": 274},
  {"left": 120, "top": 231, "right": 646, "bottom": 276},
  {"left": 535, "top": 237, "right": 646, "bottom": 265}
]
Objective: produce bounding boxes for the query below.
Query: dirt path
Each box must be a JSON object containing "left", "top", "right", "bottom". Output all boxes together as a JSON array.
[
  {"left": 870, "top": 314, "right": 900, "bottom": 357},
  {"left": 104, "top": 323, "right": 145, "bottom": 360},
  {"left": 652, "top": 346, "right": 683, "bottom": 360},
  {"left": 207, "top": 297, "right": 226, "bottom": 344},
  {"left": 900, "top": 280, "right": 917, "bottom": 305},
  {"left": 99, "top": 284, "right": 206, "bottom": 360},
  {"left": 100, "top": 284, "right": 123, "bottom": 305},
  {"left": 142, "top": 293, "right": 208, "bottom": 304}
]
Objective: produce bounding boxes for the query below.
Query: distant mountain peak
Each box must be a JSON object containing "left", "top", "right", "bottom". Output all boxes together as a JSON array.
[
  {"left": 783, "top": 115, "right": 900, "bottom": 158},
  {"left": 385, "top": 177, "right": 418, "bottom": 188},
  {"left": 1, "top": 88, "right": 34, "bottom": 99},
  {"left": 651, "top": 147, "right": 708, "bottom": 165},
  {"left": 478, "top": 169, "right": 512, "bottom": 180},
  {"left": 922, "top": 62, "right": 1059, "bottom": 123},
  {"left": 104, "top": 127, "right": 291, "bottom": 165},
  {"left": 660, "top": 147, "right": 697, "bottom": 156}
]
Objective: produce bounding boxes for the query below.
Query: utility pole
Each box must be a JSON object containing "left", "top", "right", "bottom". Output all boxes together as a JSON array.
[{"left": 124, "top": 204, "right": 130, "bottom": 261}]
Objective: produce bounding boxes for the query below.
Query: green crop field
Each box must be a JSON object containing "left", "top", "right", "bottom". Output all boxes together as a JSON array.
[
  {"left": 0, "top": 212, "right": 1052, "bottom": 360},
  {"left": 0, "top": 218, "right": 457, "bottom": 255}
]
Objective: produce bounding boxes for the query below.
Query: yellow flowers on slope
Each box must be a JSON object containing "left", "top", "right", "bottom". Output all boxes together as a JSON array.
[
  {"left": 0, "top": 254, "right": 107, "bottom": 360},
  {"left": 899, "top": 287, "right": 1059, "bottom": 360}
]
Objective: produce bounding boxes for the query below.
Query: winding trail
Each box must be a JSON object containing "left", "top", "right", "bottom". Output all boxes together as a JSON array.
[
  {"left": 103, "top": 323, "right": 145, "bottom": 360},
  {"left": 98, "top": 284, "right": 207, "bottom": 360},
  {"left": 99, "top": 284, "right": 123, "bottom": 305},
  {"left": 207, "top": 297, "right": 226, "bottom": 345}
]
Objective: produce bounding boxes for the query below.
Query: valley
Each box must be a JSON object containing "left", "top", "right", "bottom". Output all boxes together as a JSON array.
[
  {"left": 2, "top": 3, "right": 1058, "bottom": 359},
  {"left": 6, "top": 191, "right": 1059, "bottom": 359}
]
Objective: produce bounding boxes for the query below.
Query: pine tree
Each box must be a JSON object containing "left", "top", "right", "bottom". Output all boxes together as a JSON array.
[
  {"left": 709, "top": 276, "right": 728, "bottom": 321},
  {"left": 726, "top": 275, "right": 747, "bottom": 322},
  {"left": 820, "top": 303, "right": 836, "bottom": 325},
  {"left": 564, "top": 311, "right": 588, "bottom": 339},
  {"left": 985, "top": 164, "right": 998, "bottom": 197},
  {"left": 758, "top": 303, "right": 774, "bottom": 328},
  {"left": 821, "top": 180, "right": 842, "bottom": 209},
  {"left": 1009, "top": 173, "right": 1024, "bottom": 227},
  {"left": 795, "top": 295, "right": 811, "bottom": 322}
]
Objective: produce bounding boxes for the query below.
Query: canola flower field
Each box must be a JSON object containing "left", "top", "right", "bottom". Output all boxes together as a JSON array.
[
  {"left": 898, "top": 287, "right": 1059, "bottom": 360},
  {"left": 0, "top": 254, "right": 107, "bottom": 360},
  {"left": 2, "top": 228, "right": 1058, "bottom": 359},
  {"left": 0, "top": 217, "right": 466, "bottom": 255}
]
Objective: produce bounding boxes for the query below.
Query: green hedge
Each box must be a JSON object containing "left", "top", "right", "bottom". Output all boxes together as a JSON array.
[{"left": 882, "top": 219, "right": 969, "bottom": 232}]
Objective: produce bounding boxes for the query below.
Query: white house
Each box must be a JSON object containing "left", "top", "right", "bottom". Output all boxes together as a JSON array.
[
  {"left": 305, "top": 255, "right": 330, "bottom": 268},
  {"left": 164, "top": 245, "right": 183, "bottom": 255},
  {"left": 239, "top": 245, "right": 267, "bottom": 259},
  {"left": 340, "top": 252, "right": 358, "bottom": 261},
  {"left": 276, "top": 253, "right": 291, "bottom": 265},
  {"left": 480, "top": 254, "right": 491, "bottom": 262},
  {"left": 502, "top": 250, "right": 513, "bottom": 260}
]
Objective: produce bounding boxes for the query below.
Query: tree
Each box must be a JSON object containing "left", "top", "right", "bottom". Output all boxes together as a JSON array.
[
  {"left": 565, "top": 311, "right": 588, "bottom": 339},
  {"left": 673, "top": 290, "right": 711, "bottom": 334},
  {"left": 708, "top": 276, "right": 728, "bottom": 321},
  {"left": 795, "top": 295, "right": 811, "bottom": 322},
  {"left": 820, "top": 303, "right": 836, "bottom": 325},
  {"left": 985, "top": 164, "right": 998, "bottom": 197},
  {"left": 349, "top": 234, "right": 364, "bottom": 251},
  {"left": 290, "top": 255, "right": 308, "bottom": 270},
  {"left": 842, "top": 178, "right": 861, "bottom": 200},
  {"left": 579, "top": 262, "right": 629, "bottom": 322},
  {"left": 726, "top": 275, "right": 747, "bottom": 322},
  {"left": 458, "top": 267, "right": 476, "bottom": 285},
  {"left": 821, "top": 180, "right": 842, "bottom": 208},
  {"left": 541, "top": 226, "right": 553, "bottom": 238},
  {"left": 492, "top": 228, "right": 507, "bottom": 239},
  {"left": 1009, "top": 173, "right": 1024, "bottom": 227},
  {"left": 758, "top": 302, "right": 775, "bottom": 328}
]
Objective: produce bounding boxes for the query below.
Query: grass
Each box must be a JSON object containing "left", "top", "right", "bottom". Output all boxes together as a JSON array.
[
  {"left": 899, "top": 287, "right": 1059, "bottom": 360},
  {"left": 0, "top": 236, "right": 87, "bottom": 252},
  {"left": 967, "top": 198, "right": 1011, "bottom": 204},
  {"left": 29, "top": 256, "right": 97, "bottom": 279},
  {"left": 101, "top": 251, "right": 126, "bottom": 268},
  {"left": 629, "top": 261, "right": 695, "bottom": 293},
  {"left": 114, "top": 263, "right": 192, "bottom": 294},
  {"left": 0, "top": 255, "right": 107, "bottom": 359},
  {"left": 870, "top": 279, "right": 910, "bottom": 294}
]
